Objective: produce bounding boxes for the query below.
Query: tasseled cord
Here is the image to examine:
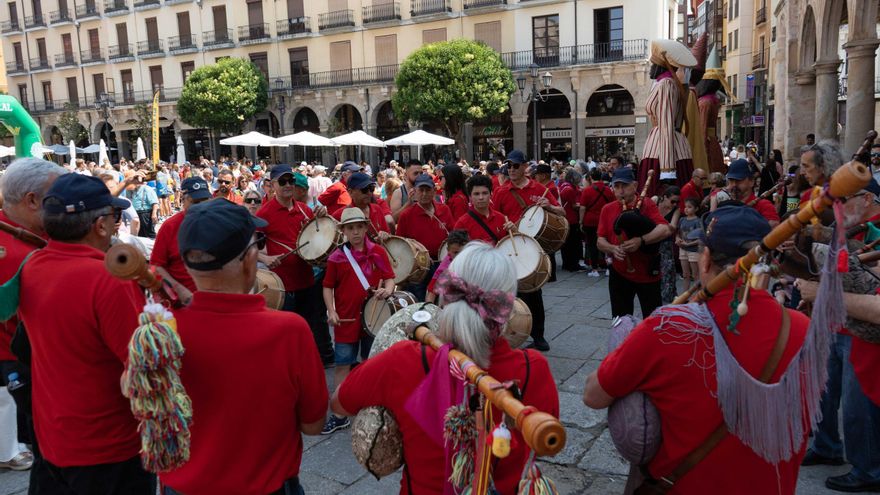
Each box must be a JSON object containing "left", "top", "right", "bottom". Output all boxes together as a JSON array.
[
  {"left": 517, "top": 451, "right": 559, "bottom": 495},
  {"left": 445, "top": 401, "right": 477, "bottom": 490},
  {"left": 120, "top": 300, "right": 192, "bottom": 472}
]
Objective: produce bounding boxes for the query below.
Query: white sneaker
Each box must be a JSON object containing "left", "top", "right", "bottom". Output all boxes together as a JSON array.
[
  {"left": 605, "top": 269, "right": 610, "bottom": 276},
  {"left": 588, "top": 270, "right": 600, "bottom": 278}
]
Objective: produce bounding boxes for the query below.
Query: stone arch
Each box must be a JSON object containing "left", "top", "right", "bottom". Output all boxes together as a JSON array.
[
  {"left": 290, "top": 107, "right": 321, "bottom": 133},
  {"left": 847, "top": 0, "right": 878, "bottom": 40},
  {"left": 370, "top": 99, "right": 394, "bottom": 129},
  {"left": 817, "top": 0, "right": 847, "bottom": 60},
  {"left": 800, "top": 5, "right": 818, "bottom": 70},
  {"left": 43, "top": 125, "right": 63, "bottom": 145},
  {"left": 328, "top": 103, "right": 364, "bottom": 135},
  {"left": 374, "top": 100, "right": 406, "bottom": 141},
  {"left": 584, "top": 84, "right": 635, "bottom": 116}
]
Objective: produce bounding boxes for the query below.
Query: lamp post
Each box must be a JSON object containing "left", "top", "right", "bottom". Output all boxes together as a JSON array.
[
  {"left": 275, "top": 78, "right": 293, "bottom": 163},
  {"left": 516, "top": 64, "right": 552, "bottom": 161},
  {"left": 94, "top": 91, "right": 115, "bottom": 162}
]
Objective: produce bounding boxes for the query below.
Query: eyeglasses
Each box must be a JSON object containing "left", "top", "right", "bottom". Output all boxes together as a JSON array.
[
  {"left": 218, "top": 180, "right": 232, "bottom": 185},
  {"left": 276, "top": 177, "right": 294, "bottom": 186},
  {"left": 509, "top": 162, "right": 523, "bottom": 169},
  {"left": 239, "top": 232, "right": 267, "bottom": 260},
  {"left": 244, "top": 197, "right": 262, "bottom": 205},
  {"left": 103, "top": 208, "right": 123, "bottom": 223}
]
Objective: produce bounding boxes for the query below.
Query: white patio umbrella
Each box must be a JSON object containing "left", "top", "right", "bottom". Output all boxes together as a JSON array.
[
  {"left": 69, "top": 140, "right": 77, "bottom": 161},
  {"left": 384, "top": 129, "right": 455, "bottom": 160},
  {"left": 220, "top": 131, "right": 284, "bottom": 147},
  {"left": 99, "top": 139, "right": 108, "bottom": 164},
  {"left": 272, "top": 131, "right": 337, "bottom": 147},
  {"left": 0, "top": 145, "right": 15, "bottom": 158},
  {"left": 136, "top": 137, "right": 147, "bottom": 161},
  {"left": 175, "top": 135, "right": 186, "bottom": 164},
  {"left": 330, "top": 130, "right": 385, "bottom": 147}
]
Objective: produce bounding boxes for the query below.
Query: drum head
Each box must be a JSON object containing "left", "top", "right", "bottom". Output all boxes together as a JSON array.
[
  {"left": 385, "top": 237, "right": 416, "bottom": 284},
  {"left": 298, "top": 217, "right": 339, "bottom": 262},
  {"left": 370, "top": 302, "right": 440, "bottom": 358},
  {"left": 363, "top": 291, "right": 416, "bottom": 336},
  {"left": 496, "top": 234, "right": 543, "bottom": 280},
  {"left": 517, "top": 206, "right": 545, "bottom": 237},
  {"left": 254, "top": 269, "right": 285, "bottom": 309}
]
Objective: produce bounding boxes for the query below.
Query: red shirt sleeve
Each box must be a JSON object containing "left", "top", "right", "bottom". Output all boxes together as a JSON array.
[
  {"left": 755, "top": 200, "right": 780, "bottom": 222},
  {"left": 597, "top": 317, "right": 664, "bottom": 398},
  {"left": 318, "top": 184, "right": 339, "bottom": 208},
  {"left": 596, "top": 202, "right": 616, "bottom": 239}
]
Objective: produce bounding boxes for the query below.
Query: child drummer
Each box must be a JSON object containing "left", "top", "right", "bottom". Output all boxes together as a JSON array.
[{"left": 322, "top": 207, "right": 396, "bottom": 434}]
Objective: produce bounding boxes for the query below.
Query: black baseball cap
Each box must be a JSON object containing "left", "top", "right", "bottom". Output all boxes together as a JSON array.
[
  {"left": 610, "top": 167, "right": 636, "bottom": 185},
  {"left": 504, "top": 149, "right": 527, "bottom": 165},
  {"left": 347, "top": 172, "right": 376, "bottom": 190},
  {"left": 414, "top": 174, "right": 435, "bottom": 188},
  {"left": 180, "top": 177, "right": 210, "bottom": 200},
  {"left": 270, "top": 164, "right": 294, "bottom": 180},
  {"left": 536, "top": 164, "right": 552, "bottom": 175},
  {"left": 43, "top": 173, "right": 130, "bottom": 214},
  {"left": 178, "top": 199, "right": 268, "bottom": 271},
  {"left": 692, "top": 205, "right": 771, "bottom": 259},
  {"left": 726, "top": 159, "right": 751, "bottom": 180}
]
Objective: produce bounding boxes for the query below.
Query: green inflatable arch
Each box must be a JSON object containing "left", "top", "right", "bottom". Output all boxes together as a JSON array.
[{"left": 0, "top": 95, "right": 43, "bottom": 158}]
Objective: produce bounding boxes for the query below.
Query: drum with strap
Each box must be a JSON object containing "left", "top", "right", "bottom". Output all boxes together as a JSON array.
[
  {"left": 254, "top": 269, "right": 285, "bottom": 310},
  {"left": 517, "top": 205, "right": 570, "bottom": 253},
  {"left": 297, "top": 216, "right": 343, "bottom": 266},
  {"left": 383, "top": 236, "right": 431, "bottom": 285},
  {"left": 495, "top": 233, "right": 551, "bottom": 293},
  {"left": 503, "top": 298, "right": 533, "bottom": 348},
  {"left": 361, "top": 291, "right": 417, "bottom": 337}
]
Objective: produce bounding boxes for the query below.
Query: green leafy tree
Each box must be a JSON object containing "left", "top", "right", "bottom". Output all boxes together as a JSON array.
[
  {"left": 177, "top": 58, "right": 268, "bottom": 153},
  {"left": 126, "top": 103, "right": 153, "bottom": 154},
  {"left": 392, "top": 39, "right": 515, "bottom": 156},
  {"left": 56, "top": 103, "right": 88, "bottom": 144}
]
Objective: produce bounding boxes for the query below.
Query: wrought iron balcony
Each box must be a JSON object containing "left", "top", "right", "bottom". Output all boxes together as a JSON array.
[
  {"left": 411, "top": 0, "right": 451, "bottom": 17},
  {"left": 751, "top": 50, "right": 767, "bottom": 70},
  {"left": 133, "top": 0, "right": 159, "bottom": 10},
  {"left": 80, "top": 48, "right": 105, "bottom": 64},
  {"left": 118, "top": 86, "right": 182, "bottom": 106},
  {"left": 362, "top": 2, "right": 400, "bottom": 24},
  {"left": 29, "top": 57, "right": 51, "bottom": 71},
  {"left": 76, "top": 2, "right": 101, "bottom": 18},
  {"left": 104, "top": 0, "right": 128, "bottom": 15},
  {"left": 48, "top": 9, "right": 74, "bottom": 24},
  {"left": 318, "top": 9, "right": 355, "bottom": 30},
  {"left": 274, "top": 65, "right": 399, "bottom": 91},
  {"left": 238, "top": 23, "right": 270, "bottom": 43},
  {"left": 54, "top": 53, "right": 78, "bottom": 67},
  {"left": 24, "top": 14, "right": 46, "bottom": 28},
  {"left": 108, "top": 43, "right": 135, "bottom": 60},
  {"left": 276, "top": 17, "right": 310, "bottom": 37},
  {"left": 5, "top": 60, "right": 27, "bottom": 75},
  {"left": 203, "top": 29, "right": 234, "bottom": 49},
  {"left": 168, "top": 34, "right": 198, "bottom": 52},
  {"left": 501, "top": 39, "right": 648, "bottom": 70},
  {"left": 0, "top": 19, "right": 21, "bottom": 33},
  {"left": 164, "top": 0, "right": 191, "bottom": 4},
  {"left": 137, "top": 39, "right": 164, "bottom": 57},
  {"left": 756, "top": 7, "right": 767, "bottom": 24},
  {"left": 463, "top": 0, "right": 505, "bottom": 9}
]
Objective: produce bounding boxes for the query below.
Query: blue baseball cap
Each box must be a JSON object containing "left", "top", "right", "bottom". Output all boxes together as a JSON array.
[
  {"left": 178, "top": 199, "right": 267, "bottom": 271},
  {"left": 414, "top": 173, "right": 435, "bottom": 188},
  {"left": 610, "top": 167, "right": 636, "bottom": 185},
  {"left": 693, "top": 205, "right": 771, "bottom": 259},
  {"left": 726, "top": 159, "right": 752, "bottom": 180},
  {"left": 347, "top": 172, "right": 376, "bottom": 190},
  {"left": 43, "top": 174, "right": 130, "bottom": 214},
  {"left": 504, "top": 149, "right": 527, "bottom": 165},
  {"left": 269, "top": 164, "right": 294, "bottom": 180},
  {"left": 341, "top": 161, "right": 362, "bottom": 173},
  {"left": 180, "top": 177, "right": 211, "bottom": 200}
]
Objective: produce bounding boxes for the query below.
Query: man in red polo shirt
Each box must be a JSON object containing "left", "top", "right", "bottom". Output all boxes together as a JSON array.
[
  {"left": 396, "top": 173, "right": 455, "bottom": 301},
  {"left": 331, "top": 172, "right": 390, "bottom": 238},
  {"left": 212, "top": 169, "right": 243, "bottom": 204},
  {"left": 597, "top": 167, "right": 671, "bottom": 318},
  {"left": 150, "top": 177, "right": 211, "bottom": 304},
  {"left": 680, "top": 168, "right": 707, "bottom": 213},
  {"left": 579, "top": 169, "right": 615, "bottom": 277},
  {"left": 454, "top": 174, "right": 514, "bottom": 245},
  {"left": 724, "top": 159, "right": 780, "bottom": 226},
  {"left": 161, "top": 199, "right": 328, "bottom": 495},
  {"left": 585, "top": 206, "right": 810, "bottom": 493},
  {"left": 18, "top": 173, "right": 153, "bottom": 493},
  {"left": 318, "top": 162, "right": 360, "bottom": 215}
]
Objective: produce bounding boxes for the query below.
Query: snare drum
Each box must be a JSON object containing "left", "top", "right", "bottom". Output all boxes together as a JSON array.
[
  {"left": 297, "top": 216, "right": 343, "bottom": 266},
  {"left": 361, "top": 291, "right": 417, "bottom": 337},
  {"left": 503, "top": 298, "right": 532, "bottom": 348},
  {"left": 517, "top": 205, "right": 570, "bottom": 253},
  {"left": 254, "top": 269, "right": 285, "bottom": 309},
  {"left": 383, "top": 236, "right": 431, "bottom": 285},
  {"left": 495, "top": 233, "right": 551, "bottom": 293}
]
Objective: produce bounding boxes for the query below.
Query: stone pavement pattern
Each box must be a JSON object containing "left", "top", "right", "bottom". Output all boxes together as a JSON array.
[{"left": 0, "top": 265, "right": 848, "bottom": 494}]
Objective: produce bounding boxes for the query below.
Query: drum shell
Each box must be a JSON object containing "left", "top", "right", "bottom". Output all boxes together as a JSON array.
[
  {"left": 254, "top": 269, "right": 285, "bottom": 310},
  {"left": 361, "top": 291, "right": 417, "bottom": 337},
  {"left": 385, "top": 236, "right": 431, "bottom": 285},
  {"left": 503, "top": 298, "right": 532, "bottom": 348},
  {"left": 296, "top": 216, "right": 344, "bottom": 266},
  {"left": 518, "top": 206, "right": 570, "bottom": 253},
  {"left": 496, "top": 234, "right": 551, "bottom": 293}
]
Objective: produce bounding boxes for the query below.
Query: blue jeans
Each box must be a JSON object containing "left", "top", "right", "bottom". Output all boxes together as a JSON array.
[{"left": 812, "top": 333, "right": 880, "bottom": 482}]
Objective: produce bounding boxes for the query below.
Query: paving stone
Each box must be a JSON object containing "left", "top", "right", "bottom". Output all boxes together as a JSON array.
[
  {"left": 558, "top": 391, "right": 606, "bottom": 429},
  {"left": 542, "top": 426, "right": 595, "bottom": 466},
  {"left": 548, "top": 355, "right": 584, "bottom": 385},
  {"left": 559, "top": 360, "right": 602, "bottom": 394},
  {"left": 303, "top": 432, "right": 329, "bottom": 450},
  {"left": 298, "top": 471, "right": 346, "bottom": 494},
  {"left": 299, "top": 429, "right": 368, "bottom": 485},
  {"left": 577, "top": 429, "right": 629, "bottom": 476},
  {"left": 587, "top": 473, "right": 629, "bottom": 494},
  {"left": 547, "top": 324, "right": 608, "bottom": 360},
  {"left": 534, "top": 462, "right": 591, "bottom": 495},
  {"left": 339, "top": 470, "right": 403, "bottom": 494}
]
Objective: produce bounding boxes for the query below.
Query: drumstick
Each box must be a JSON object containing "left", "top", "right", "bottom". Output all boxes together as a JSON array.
[
  {"left": 381, "top": 237, "right": 399, "bottom": 265},
  {"left": 276, "top": 241, "right": 308, "bottom": 262},
  {"left": 338, "top": 318, "right": 357, "bottom": 323},
  {"left": 504, "top": 217, "right": 519, "bottom": 256},
  {"left": 528, "top": 189, "right": 550, "bottom": 221}
]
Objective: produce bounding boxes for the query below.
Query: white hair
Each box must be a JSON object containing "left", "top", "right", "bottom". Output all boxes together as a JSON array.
[
  {"left": 437, "top": 242, "right": 517, "bottom": 368},
  {"left": 0, "top": 157, "right": 68, "bottom": 205}
]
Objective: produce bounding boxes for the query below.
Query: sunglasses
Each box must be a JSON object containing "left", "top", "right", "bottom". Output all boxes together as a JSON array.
[
  {"left": 276, "top": 177, "right": 295, "bottom": 186},
  {"left": 218, "top": 180, "right": 232, "bottom": 185},
  {"left": 105, "top": 208, "right": 123, "bottom": 222},
  {"left": 509, "top": 162, "right": 523, "bottom": 169},
  {"left": 361, "top": 186, "right": 376, "bottom": 194},
  {"left": 872, "top": 152, "right": 880, "bottom": 157},
  {"left": 244, "top": 197, "right": 262, "bottom": 205},
  {"left": 239, "top": 232, "right": 267, "bottom": 260}
]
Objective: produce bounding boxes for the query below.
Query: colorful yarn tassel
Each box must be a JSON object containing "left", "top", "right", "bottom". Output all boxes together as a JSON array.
[
  {"left": 517, "top": 453, "right": 559, "bottom": 495},
  {"left": 121, "top": 302, "right": 192, "bottom": 473},
  {"left": 445, "top": 403, "right": 477, "bottom": 490}
]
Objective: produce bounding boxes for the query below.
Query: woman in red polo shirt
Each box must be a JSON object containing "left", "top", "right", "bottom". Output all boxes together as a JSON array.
[
  {"left": 331, "top": 243, "right": 559, "bottom": 495},
  {"left": 441, "top": 164, "right": 469, "bottom": 222}
]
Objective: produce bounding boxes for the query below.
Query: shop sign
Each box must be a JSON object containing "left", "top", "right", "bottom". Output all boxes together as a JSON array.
[
  {"left": 477, "top": 125, "right": 509, "bottom": 136},
  {"left": 542, "top": 129, "right": 572, "bottom": 139},
  {"left": 584, "top": 127, "right": 635, "bottom": 138}
]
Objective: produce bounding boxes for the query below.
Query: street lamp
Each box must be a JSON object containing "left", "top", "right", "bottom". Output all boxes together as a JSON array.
[
  {"left": 518, "top": 64, "right": 552, "bottom": 160},
  {"left": 94, "top": 90, "right": 115, "bottom": 162}
]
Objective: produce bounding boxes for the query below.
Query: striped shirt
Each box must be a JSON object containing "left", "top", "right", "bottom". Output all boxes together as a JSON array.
[{"left": 642, "top": 72, "right": 693, "bottom": 174}]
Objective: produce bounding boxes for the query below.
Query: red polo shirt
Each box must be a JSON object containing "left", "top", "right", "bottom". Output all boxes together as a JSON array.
[
  {"left": 453, "top": 208, "right": 507, "bottom": 246},
  {"left": 338, "top": 338, "right": 558, "bottom": 495},
  {"left": 331, "top": 204, "right": 390, "bottom": 238},
  {"left": 558, "top": 182, "right": 580, "bottom": 224},
  {"left": 492, "top": 179, "right": 560, "bottom": 223},
  {"left": 396, "top": 202, "right": 454, "bottom": 259},
  {"left": 213, "top": 188, "right": 244, "bottom": 205},
  {"left": 580, "top": 182, "right": 615, "bottom": 227},
  {"left": 848, "top": 212, "right": 880, "bottom": 406},
  {"left": 445, "top": 191, "right": 469, "bottom": 223},
  {"left": 322, "top": 242, "right": 395, "bottom": 343},
  {"left": 597, "top": 287, "right": 808, "bottom": 494},
  {"left": 597, "top": 198, "right": 668, "bottom": 283},
  {"left": 19, "top": 241, "right": 144, "bottom": 466},
  {"left": 150, "top": 209, "right": 195, "bottom": 292},
  {"left": 680, "top": 180, "right": 704, "bottom": 212},
  {"left": 160, "top": 292, "right": 328, "bottom": 495},
  {"left": 318, "top": 180, "right": 351, "bottom": 216},
  {"left": 256, "top": 197, "right": 314, "bottom": 292},
  {"left": 0, "top": 211, "right": 43, "bottom": 362},
  {"left": 743, "top": 194, "right": 780, "bottom": 223}
]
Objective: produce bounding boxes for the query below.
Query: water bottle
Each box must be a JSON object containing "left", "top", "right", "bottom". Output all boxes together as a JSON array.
[{"left": 7, "top": 372, "right": 22, "bottom": 393}]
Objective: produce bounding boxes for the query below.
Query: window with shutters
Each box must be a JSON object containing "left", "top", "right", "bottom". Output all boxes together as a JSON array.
[
  {"left": 121, "top": 70, "right": 133, "bottom": 103},
  {"left": 289, "top": 47, "right": 309, "bottom": 87},
  {"left": 41, "top": 81, "right": 52, "bottom": 106},
  {"left": 36, "top": 38, "right": 47, "bottom": 61},
  {"left": 594, "top": 7, "right": 622, "bottom": 60},
  {"left": 329, "top": 0, "right": 347, "bottom": 12},
  {"left": 375, "top": 34, "right": 397, "bottom": 67},
  {"left": 474, "top": 21, "right": 501, "bottom": 52},
  {"left": 249, "top": 52, "right": 269, "bottom": 80},
  {"left": 212, "top": 6, "right": 228, "bottom": 39},
  {"left": 422, "top": 28, "right": 446, "bottom": 45},
  {"left": 12, "top": 42, "right": 22, "bottom": 65},
  {"left": 93, "top": 73, "right": 105, "bottom": 97},
  {"left": 177, "top": 12, "right": 192, "bottom": 46},
  {"left": 330, "top": 40, "right": 352, "bottom": 84},
  {"left": 62, "top": 33, "right": 73, "bottom": 57},
  {"left": 115, "top": 24, "right": 128, "bottom": 52},
  {"left": 8, "top": 2, "right": 17, "bottom": 27},
  {"left": 532, "top": 15, "right": 559, "bottom": 65},
  {"left": 18, "top": 84, "right": 28, "bottom": 108},
  {"left": 181, "top": 61, "right": 195, "bottom": 82},
  {"left": 149, "top": 65, "right": 163, "bottom": 93},
  {"left": 287, "top": 0, "right": 303, "bottom": 18},
  {"left": 67, "top": 76, "right": 79, "bottom": 104}
]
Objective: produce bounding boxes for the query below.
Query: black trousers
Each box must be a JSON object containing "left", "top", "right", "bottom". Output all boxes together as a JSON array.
[
  {"left": 34, "top": 456, "right": 155, "bottom": 495},
  {"left": 608, "top": 267, "right": 662, "bottom": 318},
  {"left": 135, "top": 210, "right": 155, "bottom": 239},
  {"left": 284, "top": 283, "right": 334, "bottom": 364},
  {"left": 560, "top": 222, "right": 583, "bottom": 270},
  {"left": 518, "top": 289, "right": 546, "bottom": 342},
  {"left": 582, "top": 226, "right": 606, "bottom": 270},
  {"left": 404, "top": 262, "right": 439, "bottom": 302}
]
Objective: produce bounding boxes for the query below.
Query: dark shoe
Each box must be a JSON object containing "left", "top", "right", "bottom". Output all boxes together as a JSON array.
[
  {"left": 825, "top": 472, "right": 880, "bottom": 492},
  {"left": 802, "top": 449, "right": 846, "bottom": 467},
  {"left": 320, "top": 415, "right": 350, "bottom": 435},
  {"left": 526, "top": 339, "right": 550, "bottom": 352}
]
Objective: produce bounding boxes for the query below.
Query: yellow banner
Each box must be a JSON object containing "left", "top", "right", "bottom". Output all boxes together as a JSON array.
[{"left": 151, "top": 91, "right": 160, "bottom": 168}]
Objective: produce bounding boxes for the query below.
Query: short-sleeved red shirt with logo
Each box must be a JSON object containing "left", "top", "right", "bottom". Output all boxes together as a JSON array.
[
  {"left": 445, "top": 191, "right": 469, "bottom": 223},
  {"left": 579, "top": 182, "right": 615, "bottom": 227},
  {"left": 256, "top": 197, "right": 314, "bottom": 292},
  {"left": 160, "top": 292, "right": 328, "bottom": 495},
  {"left": 396, "top": 202, "right": 454, "bottom": 259},
  {"left": 150, "top": 209, "right": 196, "bottom": 292},
  {"left": 743, "top": 194, "right": 780, "bottom": 223},
  {"left": 453, "top": 208, "right": 507, "bottom": 246},
  {"left": 0, "top": 211, "right": 43, "bottom": 362},
  {"left": 596, "top": 198, "right": 668, "bottom": 283},
  {"left": 318, "top": 180, "right": 351, "bottom": 216},
  {"left": 338, "top": 338, "right": 559, "bottom": 495},
  {"left": 491, "top": 179, "right": 560, "bottom": 223},
  {"left": 597, "top": 287, "right": 809, "bottom": 494}
]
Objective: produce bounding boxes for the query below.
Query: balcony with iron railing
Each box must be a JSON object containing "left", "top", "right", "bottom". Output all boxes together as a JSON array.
[
  {"left": 165, "top": 0, "right": 192, "bottom": 4},
  {"left": 76, "top": 2, "right": 101, "bottom": 19},
  {"left": 169, "top": 34, "right": 198, "bottom": 53},
  {"left": 80, "top": 48, "right": 104, "bottom": 64},
  {"left": 24, "top": 14, "right": 46, "bottom": 29},
  {"left": 108, "top": 43, "right": 135, "bottom": 60},
  {"left": 277, "top": 17, "right": 310, "bottom": 38},
  {"left": 118, "top": 87, "right": 182, "bottom": 106},
  {"left": 362, "top": 2, "right": 400, "bottom": 24},
  {"left": 54, "top": 52, "right": 77, "bottom": 67},
  {"left": 463, "top": 0, "right": 506, "bottom": 9},
  {"left": 203, "top": 29, "right": 234, "bottom": 49},
  {"left": 104, "top": 0, "right": 128, "bottom": 15},
  {"left": 756, "top": 6, "right": 767, "bottom": 24},
  {"left": 0, "top": 19, "right": 21, "bottom": 33},
  {"left": 751, "top": 50, "right": 767, "bottom": 70},
  {"left": 318, "top": 9, "right": 355, "bottom": 30},
  {"left": 238, "top": 23, "right": 270, "bottom": 44},
  {"left": 137, "top": 39, "right": 164, "bottom": 58},
  {"left": 411, "top": 0, "right": 451, "bottom": 17},
  {"left": 29, "top": 57, "right": 51, "bottom": 71},
  {"left": 5, "top": 60, "right": 27, "bottom": 75},
  {"left": 133, "top": 0, "right": 160, "bottom": 10},
  {"left": 48, "top": 9, "right": 73, "bottom": 24}
]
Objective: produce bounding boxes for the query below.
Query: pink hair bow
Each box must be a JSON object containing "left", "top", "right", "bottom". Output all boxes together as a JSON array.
[{"left": 436, "top": 270, "right": 514, "bottom": 338}]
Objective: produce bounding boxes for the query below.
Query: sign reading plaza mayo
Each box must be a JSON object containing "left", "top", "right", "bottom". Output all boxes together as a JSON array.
[{"left": 585, "top": 127, "right": 636, "bottom": 138}]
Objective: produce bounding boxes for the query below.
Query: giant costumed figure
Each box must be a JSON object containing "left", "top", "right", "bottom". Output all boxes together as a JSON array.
[
  {"left": 683, "top": 33, "right": 710, "bottom": 175},
  {"left": 697, "top": 47, "right": 734, "bottom": 175},
  {"left": 638, "top": 39, "right": 699, "bottom": 197}
]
